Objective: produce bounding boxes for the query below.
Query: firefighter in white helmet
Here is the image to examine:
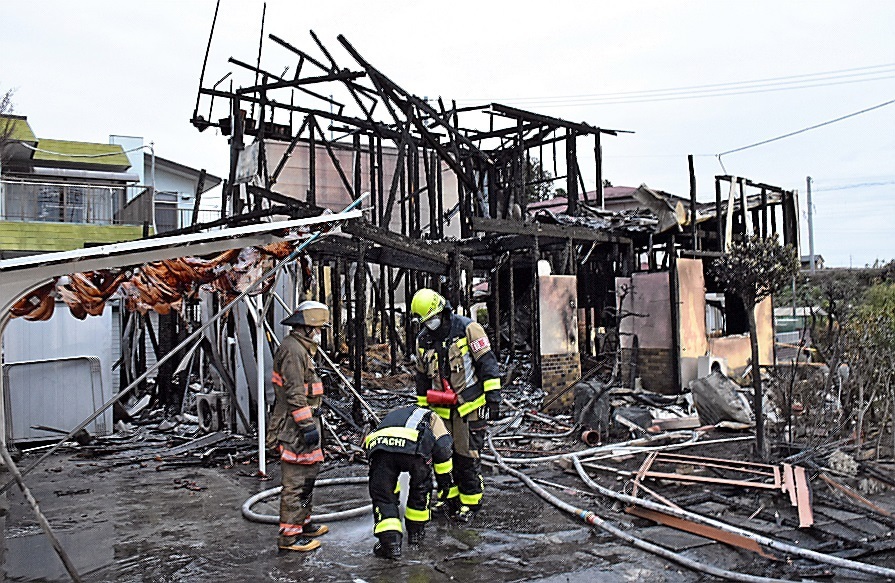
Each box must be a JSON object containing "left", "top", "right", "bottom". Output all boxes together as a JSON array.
[
  {"left": 266, "top": 300, "right": 330, "bottom": 552},
  {"left": 410, "top": 288, "right": 502, "bottom": 523}
]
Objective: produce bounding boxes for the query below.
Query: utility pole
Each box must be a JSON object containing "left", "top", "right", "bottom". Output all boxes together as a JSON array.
[{"left": 807, "top": 176, "right": 815, "bottom": 273}]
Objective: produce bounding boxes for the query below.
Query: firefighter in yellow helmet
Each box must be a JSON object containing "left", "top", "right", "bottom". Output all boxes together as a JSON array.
[
  {"left": 266, "top": 300, "right": 330, "bottom": 552},
  {"left": 364, "top": 405, "right": 455, "bottom": 559},
  {"left": 410, "top": 288, "right": 501, "bottom": 523}
]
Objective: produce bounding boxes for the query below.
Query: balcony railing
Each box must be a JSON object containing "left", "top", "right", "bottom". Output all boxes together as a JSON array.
[
  {"left": 0, "top": 179, "right": 146, "bottom": 225},
  {"left": 0, "top": 179, "right": 221, "bottom": 232}
]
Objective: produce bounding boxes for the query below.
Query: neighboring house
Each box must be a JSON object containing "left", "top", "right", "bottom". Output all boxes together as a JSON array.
[
  {"left": 0, "top": 115, "right": 145, "bottom": 257},
  {"left": 263, "top": 139, "right": 460, "bottom": 238},
  {"left": 0, "top": 116, "right": 222, "bottom": 259},
  {"left": 800, "top": 254, "right": 824, "bottom": 270},
  {"left": 0, "top": 115, "right": 221, "bottom": 443}
]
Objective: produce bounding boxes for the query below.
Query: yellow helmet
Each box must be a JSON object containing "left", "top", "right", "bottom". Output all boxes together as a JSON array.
[
  {"left": 410, "top": 288, "right": 446, "bottom": 323},
  {"left": 281, "top": 300, "right": 331, "bottom": 327}
]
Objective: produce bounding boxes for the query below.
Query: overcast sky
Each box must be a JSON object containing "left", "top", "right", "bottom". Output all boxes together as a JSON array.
[{"left": 2, "top": 1, "right": 893, "bottom": 267}]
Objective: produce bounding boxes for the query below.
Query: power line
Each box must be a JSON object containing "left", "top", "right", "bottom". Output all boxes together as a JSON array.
[
  {"left": 513, "top": 75, "right": 895, "bottom": 108},
  {"left": 813, "top": 180, "right": 895, "bottom": 192},
  {"left": 459, "top": 63, "right": 895, "bottom": 105},
  {"left": 717, "top": 98, "right": 895, "bottom": 159},
  {"left": 21, "top": 142, "right": 149, "bottom": 158}
]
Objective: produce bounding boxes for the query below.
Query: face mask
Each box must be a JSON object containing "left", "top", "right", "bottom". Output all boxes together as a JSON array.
[
  {"left": 424, "top": 317, "right": 441, "bottom": 331},
  {"left": 311, "top": 331, "right": 322, "bottom": 344}
]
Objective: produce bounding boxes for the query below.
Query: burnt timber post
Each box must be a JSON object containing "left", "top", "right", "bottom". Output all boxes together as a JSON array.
[{"left": 689, "top": 154, "right": 697, "bottom": 251}]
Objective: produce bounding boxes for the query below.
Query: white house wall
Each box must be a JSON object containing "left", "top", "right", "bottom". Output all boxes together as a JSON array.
[{"left": 4, "top": 302, "right": 114, "bottom": 440}]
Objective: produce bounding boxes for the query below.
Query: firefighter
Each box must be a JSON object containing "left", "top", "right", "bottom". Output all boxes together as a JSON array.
[
  {"left": 365, "top": 405, "right": 455, "bottom": 560},
  {"left": 410, "top": 288, "right": 501, "bottom": 523},
  {"left": 266, "top": 300, "right": 330, "bottom": 552}
]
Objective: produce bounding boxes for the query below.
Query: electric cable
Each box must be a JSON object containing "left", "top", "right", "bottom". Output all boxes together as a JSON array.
[
  {"left": 463, "top": 63, "right": 895, "bottom": 104},
  {"left": 718, "top": 98, "right": 895, "bottom": 158}
]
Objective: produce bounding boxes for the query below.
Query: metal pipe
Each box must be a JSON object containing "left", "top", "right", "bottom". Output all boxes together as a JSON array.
[
  {"left": 580, "top": 429, "right": 601, "bottom": 446},
  {"left": 571, "top": 456, "right": 895, "bottom": 579},
  {"left": 316, "top": 348, "right": 380, "bottom": 424},
  {"left": 488, "top": 438, "right": 787, "bottom": 583},
  {"left": 256, "top": 294, "right": 267, "bottom": 475},
  {"left": 480, "top": 430, "right": 698, "bottom": 465}
]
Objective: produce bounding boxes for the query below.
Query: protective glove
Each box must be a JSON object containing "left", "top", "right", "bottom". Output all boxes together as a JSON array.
[
  {"left": 485, "top": 400, "right": 501, "bottom": 421},
  {"left": 303, "top": 427, "right": 320, "bottom": 448}
]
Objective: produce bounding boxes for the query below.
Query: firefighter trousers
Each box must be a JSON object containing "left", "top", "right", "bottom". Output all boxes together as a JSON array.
[
  {"left": 368, "top": 451, "right": 432, "bottom": 541},
  {"left": 279, "top": 459, "right": 321, "bottom": 537},
  {"left": 445, "top": 408, "right": 486, "bottom": 511}
]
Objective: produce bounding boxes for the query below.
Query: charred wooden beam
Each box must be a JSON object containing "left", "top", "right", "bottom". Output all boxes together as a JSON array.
[
  {"left": 227, "top": 56, "right": 343, "bottom": 109},
  {"left": 235, "top": 70, "right": 366, "bottom": 95},
  {"left": 489, "top": 103, "right": 629, "bottom": 136},
  {"left": 343, "top": 220, "right": 452, "bottom": 265},
  {"left": 336, "top": 34, "right": 493, "bottom": 166},
  {"left": 468, "top": 120, "right": 543, "bottom": 142},
  {"left": 198, "top": 87, "right": 407, "bottom": 142},
  {"left": 308, "top": 29, "right": 378, "bottom": 124},
  {"left": 471, "top": 217, "right": 630, "bottom": 244},
  {"left": 268, "top": 32, "right": 378, "bottom": 100},
  {"left": 244, "top": 184, "right": 326, "bottom": 211}
]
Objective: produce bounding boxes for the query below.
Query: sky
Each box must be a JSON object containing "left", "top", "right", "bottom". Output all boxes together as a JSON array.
[{"left": 2, "top": 0, "right": 893, "bottom": 267}]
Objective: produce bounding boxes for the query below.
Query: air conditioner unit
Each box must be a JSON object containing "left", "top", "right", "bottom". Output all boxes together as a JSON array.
[
  {"left": 197, "top": 392, "right": 224, "bottom": 433},
  {"left": 697, "top": 355, "right": 728, "bottom": 378}
]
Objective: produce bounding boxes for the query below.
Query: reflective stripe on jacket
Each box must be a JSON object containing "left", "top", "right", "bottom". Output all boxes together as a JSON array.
[
  {"left": 266, "top": 330, "right": 324, "bottom": 464},
  {"left": 365, "top": 405, "right": 453, "bottom": 465},
  {"left": 415, "top": 314, "right": 501, "bottom": 418}
]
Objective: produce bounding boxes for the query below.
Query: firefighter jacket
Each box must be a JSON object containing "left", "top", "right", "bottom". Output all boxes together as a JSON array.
[
  {"left": 365, "top": 405, "right": 455, "bottom": 494},
  {"left": 414, "top": 313, "right": 501, "bottom": 419},
  {"left": 266, "top": 330, "right": 324, "bottom": 465}
]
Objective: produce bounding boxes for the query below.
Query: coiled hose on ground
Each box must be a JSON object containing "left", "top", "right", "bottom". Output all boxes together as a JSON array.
[{"left": 242, "top": 476, "right": 371, "bottom": 524}]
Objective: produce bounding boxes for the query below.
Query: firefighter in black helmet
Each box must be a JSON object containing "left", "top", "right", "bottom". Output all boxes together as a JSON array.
[
  {"left": 266, "top": 300, "right": 330, "bottom": 552},
  {"left": 365, "top": 405, "right": 455, "bottom": 559},
  {"left": 410, "top": 288, "right": 501, "bottom": 523}
]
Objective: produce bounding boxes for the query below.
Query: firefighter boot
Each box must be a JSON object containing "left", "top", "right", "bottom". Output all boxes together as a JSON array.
[
  {"left": 303, "top": 522, "right": 329, "bottom": 537},
  {"left": 455, "top": 505, "right": 478, "bottom": 524},
  {"left": 406, "top": 521, "right": 425, "bottom": 547},
  {"left": 373, "top": 532, "right": 402, "bottom": 560},
  {"left": 278, "top": 534, "right": 321, "bottom": 552},
  {"left": 433, "top": 495, "right": 460, "bottom": 518}
]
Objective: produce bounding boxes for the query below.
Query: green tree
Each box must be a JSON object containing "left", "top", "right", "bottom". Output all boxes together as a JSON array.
[
  {"left": 712, "top": 235, "right": 799, "bottom": 458},
  {"left": 844, "top": 279, "right": 895, "bottom": 452},
  {"left": 524, "top": 157, "right": 556, "bottom": 203},
  {"left": 1, "top": 86, "right": 16, "bottom": 169}
]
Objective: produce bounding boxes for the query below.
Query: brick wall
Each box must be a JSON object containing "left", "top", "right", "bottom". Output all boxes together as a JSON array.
[
  {"left": 620, "top": 347, "right": 677, "bottom": 394},
  {"left": 541, "top": 352, "right": 581, "bottom": 411}
]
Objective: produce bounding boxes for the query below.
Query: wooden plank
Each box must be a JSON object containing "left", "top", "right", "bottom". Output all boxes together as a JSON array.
[
  {"left": 625, "top": 506, "right": 778, "bottom": 560},
  {"left": 794, "top": 466, "right": 814, "bottom": 528},
  {"left": 783, "top": 463, "right": 798, "bottom": 506}
]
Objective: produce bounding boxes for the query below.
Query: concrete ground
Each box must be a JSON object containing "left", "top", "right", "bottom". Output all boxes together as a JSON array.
[
  {"left": 0, "top": 446, "right": 719, "bottom": 583},
  {"left": 1, "top": 438, "right": 890, "bottom": 582}
]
